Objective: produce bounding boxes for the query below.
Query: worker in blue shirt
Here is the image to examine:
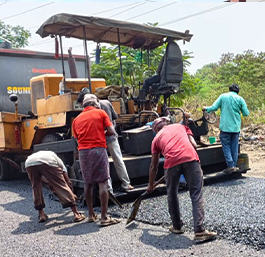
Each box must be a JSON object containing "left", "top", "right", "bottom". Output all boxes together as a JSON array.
[{"left": 203, "top": 83, "right": 249, "bottom": 173}]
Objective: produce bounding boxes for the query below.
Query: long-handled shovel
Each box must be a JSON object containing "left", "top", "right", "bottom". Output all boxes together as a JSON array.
[{"left": 126, "top": 175, "right": 165, "bottom": 225}]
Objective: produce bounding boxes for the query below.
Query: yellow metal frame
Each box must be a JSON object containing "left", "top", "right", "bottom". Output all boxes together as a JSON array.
[
  {"left": 21, "top": 118, "right": 38, "bottom": 150},
  {"left": 30, "top": 74, "right": 106, "bottom": 98},
  {"left": 36, "top": 93, "right": 80, "bottom": 116},
  {"left": 65, "top": 78, "right": 106, "bottom": 93},
  {"left": 0, "top": 112, "right": 24, "bottom": 151},
  {"left": 37, "top": 112, "right": 67, "bottom": 129}
]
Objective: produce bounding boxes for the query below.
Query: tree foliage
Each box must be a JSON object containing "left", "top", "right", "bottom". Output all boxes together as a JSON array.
[
  {"left": 0, "top": 21, "right": 31, "bottom": 48},
  {"left": 90, "top": 44, "right": 163, "bottom": 86}
]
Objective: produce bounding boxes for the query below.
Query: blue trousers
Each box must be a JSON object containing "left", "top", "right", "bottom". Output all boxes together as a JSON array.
[{"left": 219, "top": 131, "right": 240, "bottom": 168}]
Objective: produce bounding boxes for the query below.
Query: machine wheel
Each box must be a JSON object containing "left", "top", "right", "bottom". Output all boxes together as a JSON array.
[
  {"left": 0, "top": 159, "right": 10, "bottom": 181},
  {"left": 203, "top": 111, "right": 217, "bottom": 124},
  {"left": 41, "top": 133, "right": 64, "bottom": 143}
]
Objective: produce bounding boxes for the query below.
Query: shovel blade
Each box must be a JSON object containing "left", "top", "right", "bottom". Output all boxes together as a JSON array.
[
  {"left": 126, "top": 192, "right": 147, "bottom": 225},
  {"left": 126, "top": 176, "right": 165, "bottom": 226}
]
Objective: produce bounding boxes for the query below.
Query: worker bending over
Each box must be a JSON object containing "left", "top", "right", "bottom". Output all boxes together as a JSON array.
[
  {"left": 147, "top": 117, "right": 217, "bottom": 241},
  {"left": 25, "top": 150, "right": 85, "bottom": 223}
]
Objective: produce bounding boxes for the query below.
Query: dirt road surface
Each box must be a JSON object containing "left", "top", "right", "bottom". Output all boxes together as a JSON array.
[{"left": 243, "top": 150, "right": 265, "bottom": 179}]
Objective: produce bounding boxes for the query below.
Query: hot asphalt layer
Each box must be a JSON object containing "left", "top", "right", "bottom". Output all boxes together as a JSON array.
[
  {"left": 107, "top": 176, "right": 265, "bottom": 251},
  {"left": 0, "top": 176, "right": 264, "bottom": 256}
]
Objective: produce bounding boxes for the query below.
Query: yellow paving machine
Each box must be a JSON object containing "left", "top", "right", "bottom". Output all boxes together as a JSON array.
[{"left": 0, "top": 14, "right": 249, "bottom": 201}]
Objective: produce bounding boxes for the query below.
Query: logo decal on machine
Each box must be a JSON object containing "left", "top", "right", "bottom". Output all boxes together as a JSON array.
[
  {"left": 32, "top": 68, "right": 57, "bottom": 74},
  {"left": 7, "top": 86, "right": 31, "bottom": 94}
]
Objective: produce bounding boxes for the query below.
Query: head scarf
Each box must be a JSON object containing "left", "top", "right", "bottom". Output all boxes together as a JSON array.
[
  {"left": 152, "top": 117, "right": 170, "bottom": 133},
  {"left": 82, "top": 93, "right": 100, "bottom": 108}
]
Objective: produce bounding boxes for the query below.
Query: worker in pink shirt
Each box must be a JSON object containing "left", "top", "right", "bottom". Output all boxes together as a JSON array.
[{"left": 147, "top": 117, "right": 217, "bottom": 241}]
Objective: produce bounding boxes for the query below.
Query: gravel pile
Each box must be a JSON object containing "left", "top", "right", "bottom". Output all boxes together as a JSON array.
[
  {"left": 107, "top": 176, "right": 265, "bottom": 251},
  {"left": 241, "top": 124, "right": 265, "bottom": 152}
]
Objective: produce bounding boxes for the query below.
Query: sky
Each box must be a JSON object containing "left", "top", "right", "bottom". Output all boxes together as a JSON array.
[{"left": 1, "top": 1, "right": 265, "bottom": 74}]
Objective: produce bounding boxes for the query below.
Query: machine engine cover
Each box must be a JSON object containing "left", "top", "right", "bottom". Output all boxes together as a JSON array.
[{"left": 122, "top": 126, "right": 154, "bottom": 155}]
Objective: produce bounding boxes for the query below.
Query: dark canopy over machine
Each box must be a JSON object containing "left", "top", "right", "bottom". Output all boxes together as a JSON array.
[
  {"left": 36, "top": 13, "right": 193, "bottom": 101},
  {"left": 36, "top": 13, "right": 193, "bottom": 50}
]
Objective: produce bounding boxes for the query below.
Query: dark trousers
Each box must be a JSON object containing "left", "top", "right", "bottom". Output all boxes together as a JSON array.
[
  {"left": 142, "top": 75, "right": 161, "bottom": 103},
  {"left": 27, "top": 164, "right": 76, "bottom": 210},
  {"left": 142, "top": 75, "right": 160, "bottom": 94},
  {"left": 165, "top": 160, "right": 205, "bottom": 233}
]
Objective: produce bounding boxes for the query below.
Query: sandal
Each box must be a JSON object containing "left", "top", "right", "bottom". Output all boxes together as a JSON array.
[
  {"left": 38, "top": 214, "right": 48, "bottom": 223},
  {"left": 100, "top": 217, "right": 121, "bottom": 227},
  {"left": 73, "top": 213, "right": 86, "bottom": 223},
  {"left": 87, "top": 214, "right": 98, "bottom": 223},
  {"left": 194, "top": 230, "right": 217, "bottom": 241},
  {"left": 169, "top": 225, "right": 185, "bottom": 234}
]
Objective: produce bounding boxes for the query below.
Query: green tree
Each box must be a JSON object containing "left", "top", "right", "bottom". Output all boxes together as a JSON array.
[
  {"left": 0, "top": 21, "right": 31, "bottom": 48},
  {"left": 90, "top": 44, "right": 164, "bottom": 86}
]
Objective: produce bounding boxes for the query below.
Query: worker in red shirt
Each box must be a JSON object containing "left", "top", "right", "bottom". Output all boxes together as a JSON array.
[
  {"left": 72, "top": 94, "right": 121, "bottom": 227},
  {"left": 147, "top": 117, "right": 217, "bottom": 241}
]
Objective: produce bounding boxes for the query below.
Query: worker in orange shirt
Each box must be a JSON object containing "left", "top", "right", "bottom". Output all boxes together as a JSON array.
[{"left": 72, "top": 94, "right": 121, "bottom": 227}]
